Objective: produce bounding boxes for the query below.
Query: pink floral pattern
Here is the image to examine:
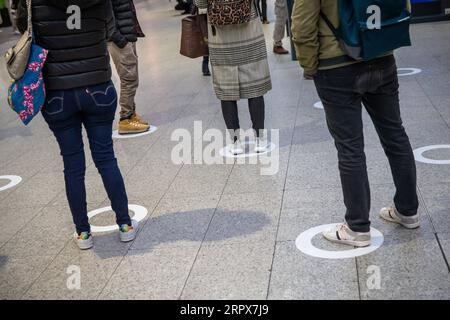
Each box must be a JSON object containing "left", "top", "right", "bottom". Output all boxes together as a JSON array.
[{"left": 9, "top": 47, "right": 49, "bottom": 125}]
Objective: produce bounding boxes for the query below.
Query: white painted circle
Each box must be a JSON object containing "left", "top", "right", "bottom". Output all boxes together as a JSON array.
[
  {"left": 397, "top": 68, "right": 422, "bottom": 77},
  {"left": 413, "top": 145, "right": 450, "bottom": 165},
  {"left": 313, "top": 101, "right": 324, "bottom": 110},
  {"left": 0, "top": 175, "right": 22, "bottom": 192},
  {"left": 88, "top": 204, "right": 148, "bottom": 233},
  {"left": 295, "top": 223, "right": 384, "bottom": 259},
  {"left": 112, "top": 125, "right": 158, "bottom": 139},
  {"left": 219, "top": 141, "right": 277, "bottom": 158}
]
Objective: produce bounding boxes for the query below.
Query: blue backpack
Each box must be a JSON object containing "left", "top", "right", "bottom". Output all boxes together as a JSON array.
[{"left": 321, "top": 0, "right": 412, "bottom": 61}]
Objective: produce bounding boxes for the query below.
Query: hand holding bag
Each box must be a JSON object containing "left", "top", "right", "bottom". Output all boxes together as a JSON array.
[
  {"left": 4, "top": 0, "right": 33, "bottom": 80},
  {"left": 180, "top": 6, "right": 209, "bottom": 59}
]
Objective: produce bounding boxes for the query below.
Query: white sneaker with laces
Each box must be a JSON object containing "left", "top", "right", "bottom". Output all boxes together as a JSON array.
[
  {"left": 379, "top": 205, "right": 420, "bottom": 229},
  {"left": 230, "top": 140, "right": 244, "bottom": 155},
  {"left": 323, "top": 223, "right": 371, "bottom": 247},
  {"left": 74, "top": 231, "right": 94, "bottom": 250},
  {"left": 254, "top": 137, "right": 269, "bottom": 153},
  {"left": 119, "top": 219, "right": 139, "bottom": 242}
]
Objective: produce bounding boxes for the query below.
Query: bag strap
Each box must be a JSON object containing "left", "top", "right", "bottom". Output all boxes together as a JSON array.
[
  {"left": 26, "top": 0, "right": 32, "bottom": 34},
  {"left": 320, "top": 11, "right": 339, "bottom": 40}
]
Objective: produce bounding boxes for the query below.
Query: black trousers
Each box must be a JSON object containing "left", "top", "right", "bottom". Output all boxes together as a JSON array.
[
  {"left": 221, "top": 96, "right": 265, "bottom": 139},
  {"left": 314, "top": 55, "right": 418, "bottom": 233},
  {"left": 257, "top": 0, "right": 268, "bottom": 21}
]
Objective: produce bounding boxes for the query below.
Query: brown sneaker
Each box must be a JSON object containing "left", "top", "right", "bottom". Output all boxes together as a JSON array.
[
  {"left": 131, "top": 113, "right": 149, "bottom": 126},
  {"left": 118, "top": 118, "right": 150, "bottom": 135},
  {"left": 273, "top": 45, "right": 289, "bottom": 55}
]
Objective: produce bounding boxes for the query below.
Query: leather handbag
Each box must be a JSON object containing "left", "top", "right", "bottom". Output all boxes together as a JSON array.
[
  {"left": 4, "top": 0, "right": 33, "bottom": 80},
  {"left": 180, "top": 7, "right": 209, "bottom": 59}
]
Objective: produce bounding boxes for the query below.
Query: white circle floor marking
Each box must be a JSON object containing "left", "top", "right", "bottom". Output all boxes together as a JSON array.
[
  {"left": 219, "top": 141, "right": 277, "bottom": 158},
  {"left": 397, "top": 68, "right": 422, "bottom": 77},
  {"left": 112, "top": 125, "right": 158, "bottom": 139},
  {"left": 295, "top": 223, "right": 384, "bottom": 259},
  {"left": 88, "top": 204, "right": 148, "bottom": 233},
  {"left": 0, "top": 175, "right": 22, "bottom": 192},
  {"left": 313, "top": 101, "right": 324, "bottom": 110},
  {"left": 413, "top": 145, "right": 450, "bottom": 165}
]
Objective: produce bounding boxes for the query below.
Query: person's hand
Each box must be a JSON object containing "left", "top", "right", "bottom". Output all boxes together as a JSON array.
[{"left": 303, "top": 72, "right": 315, "bottom": 80}]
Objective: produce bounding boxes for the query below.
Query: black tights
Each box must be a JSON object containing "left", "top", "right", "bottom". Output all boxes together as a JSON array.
[{"left": 220, "top": 96, "right": 265, "bottom": 139}]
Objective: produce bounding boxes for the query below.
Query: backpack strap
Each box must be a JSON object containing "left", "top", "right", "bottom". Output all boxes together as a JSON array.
[
  {"left": 320, "top": 11, "right": 339, "bottom": 40},
  {"left": 319, "top": 3, "right": 362, "bottom": 60}
]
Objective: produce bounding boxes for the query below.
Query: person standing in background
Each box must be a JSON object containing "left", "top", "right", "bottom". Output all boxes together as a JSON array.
[
  {"left": 257, "top": 0, "right": 269, "bottom": 24},
  {"left": 195, "top": 0, "right": 272, "bottom": 154},
  {"left": 108, "top": 0, "right": 150, "bottom": 135},
  {"left": 9, "top": 0, "right": 20, "bottom": 34},
  {"left": 0, "top": 0, "right": 12, "bottom": 28},
  {"left": 273, "top": 0, "right": 289, "bottom": 54}
]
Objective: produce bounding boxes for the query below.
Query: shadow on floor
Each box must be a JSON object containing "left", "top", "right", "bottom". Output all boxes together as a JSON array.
[{"left": 91, "top": 208, "right": 271, "bottom": 259}]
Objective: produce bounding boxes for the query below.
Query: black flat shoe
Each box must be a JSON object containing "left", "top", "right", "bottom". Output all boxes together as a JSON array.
[{"left": 202, "top": 60, "right": 211, "bottom": 76}]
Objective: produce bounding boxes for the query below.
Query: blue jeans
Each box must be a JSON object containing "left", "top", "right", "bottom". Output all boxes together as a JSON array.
[
  {"left": 314, "top": 55, "right": 418, "bottom": 232},
  {"left": 42, "top": 80, "right": 131, "bottom": 234}
]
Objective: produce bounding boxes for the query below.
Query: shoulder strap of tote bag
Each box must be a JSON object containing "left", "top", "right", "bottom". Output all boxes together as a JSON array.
[{"left": 26, "top": 0, "right": 32, "bottom": 35}]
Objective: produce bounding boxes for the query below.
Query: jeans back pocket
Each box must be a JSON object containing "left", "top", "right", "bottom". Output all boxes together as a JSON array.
[
  {"left": 88, "top": 82, "right": 117, "bottom": 107},
  {"left": 43, "top": 92, "right": 65, "bottom": 115}
]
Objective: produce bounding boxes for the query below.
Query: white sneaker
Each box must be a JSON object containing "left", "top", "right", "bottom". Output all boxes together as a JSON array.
[
  {"left": 254, "top": 137, "right": 269, "bottom": 153},
  {"left": 229, "top": 140, "right": 244, "bottom": 155},
  {"left": 323, "top": 223, "right": 371, "bottom": 247},
  {"left": 119, "top": 219, "right": 138, "bottom": 242},
  {"left": 380, "top": 206, "right": 420, "bottom": 229},
  {"left": 74, "top": 231, "right": 94, "bottom": 250}
]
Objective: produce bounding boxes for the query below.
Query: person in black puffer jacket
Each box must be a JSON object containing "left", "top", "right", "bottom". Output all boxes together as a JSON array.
[
  {"left": 108, "top": 0, "right": 149, "bottom": 134},
  {"left": 17, "top": 0, "right": 113, "bottom": 90},
  {"left": 17, "top": 0, "right": 138, "bottom": 250}
]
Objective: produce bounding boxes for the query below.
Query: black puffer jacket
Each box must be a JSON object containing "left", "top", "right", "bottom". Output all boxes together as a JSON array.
[
  {"left": 110, "top": 0, "right": 145, "bottom": 48},
  {"left": 17, "top": 0, "right": 114, "bottom": 91}
]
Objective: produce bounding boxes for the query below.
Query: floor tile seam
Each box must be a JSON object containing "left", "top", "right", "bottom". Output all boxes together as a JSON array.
[
  {"left": 265, "top": 80, "right": 303, "bottom": 300},
  {"left": 20, "top": 237, "right": 71, "bottom": 299},
  {"left": 415, "top": 78, "right": 450, "bottom": 130},
  {"left": 177, "top": 160, "right": 236, "bottom": 299}
]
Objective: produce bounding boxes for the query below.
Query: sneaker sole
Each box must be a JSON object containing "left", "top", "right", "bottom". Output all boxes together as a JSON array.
[
  {"left": 231, "top": 149, "right": 244, "bottom": 155},
  {"left": 323, "top": 233, "right": 371, "bottom": 247},
  {"left": 379, "top": 213, "right": 420, "bottom": 229},
  {"left": 120, "top": 232, "right": 136, "bottom": 242},
  {"left": 75, "top": 239, "right": 93, "bottom": 250},
  {"left": 118, "top": 128, "right": 150, "bottom": 135}
]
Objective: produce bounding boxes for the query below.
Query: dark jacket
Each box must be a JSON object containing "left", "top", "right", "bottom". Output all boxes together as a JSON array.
[
  {"left": 109, "top": 0, "right": 145, "bottom": 48},
  {"left": 17, "top": 0, "right": 115, "bottom": 90}
]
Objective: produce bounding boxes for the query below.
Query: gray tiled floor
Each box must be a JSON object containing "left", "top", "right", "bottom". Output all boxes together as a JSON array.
[{"left": 0, "top": 0, "right": 449, "bottom": 300}]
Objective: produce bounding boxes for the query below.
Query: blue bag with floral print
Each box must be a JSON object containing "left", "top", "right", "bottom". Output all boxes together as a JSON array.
[{"left": 8, "top": 43, "right": 48, "bottom": 125}]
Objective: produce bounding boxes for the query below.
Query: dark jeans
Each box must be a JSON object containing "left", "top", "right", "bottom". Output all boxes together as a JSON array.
[
  {"left": 221, "top": 96, "right": 265, "bottom": 139},
  {"left": 314, "top": 55, "right": 418, "bottom": 232},
  {"left": 42, "top": 80, "right": 131, "bottom": 234}
]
